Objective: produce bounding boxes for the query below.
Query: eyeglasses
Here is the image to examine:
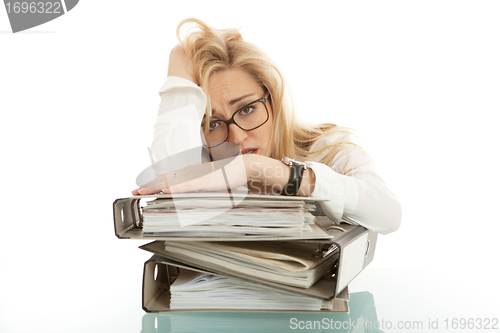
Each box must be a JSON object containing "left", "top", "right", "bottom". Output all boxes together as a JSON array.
[{"left": 203, "top": 92, "right": 270, "bottom": 148}]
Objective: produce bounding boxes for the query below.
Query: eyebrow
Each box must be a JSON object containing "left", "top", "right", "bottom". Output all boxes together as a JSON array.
[{"left": 211, "top": 93, "right": 257, "bottom": 116}]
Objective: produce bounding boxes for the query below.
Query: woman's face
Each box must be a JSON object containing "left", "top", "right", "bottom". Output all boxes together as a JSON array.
[{"left": 206, "top": 68, "right": 273, "bottom": 158}]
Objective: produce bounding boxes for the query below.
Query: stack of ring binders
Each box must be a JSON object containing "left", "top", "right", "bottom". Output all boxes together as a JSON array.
[{"left": 113, "top": 193, "right": 378, "bottom": 313}]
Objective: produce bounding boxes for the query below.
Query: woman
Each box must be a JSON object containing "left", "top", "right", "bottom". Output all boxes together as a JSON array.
[{"left": 133, "top": 18, "right": 401, "bottom": 235}]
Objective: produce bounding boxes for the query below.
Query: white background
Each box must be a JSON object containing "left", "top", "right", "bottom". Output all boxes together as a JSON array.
[{"left": 1, "top": 1, "right": 499, "bottom": 332}]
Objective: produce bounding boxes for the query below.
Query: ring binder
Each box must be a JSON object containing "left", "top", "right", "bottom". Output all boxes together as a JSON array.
[
  {"left": 113, "top": 194, "right": 348, "bottom": 242},
  {"left": 142, "top": 255, "right": 350, "bottom": 313},
  {"left": 113, "top": 194, "right": 378, "bottom": 312},
  {"left": 139, "top": 220, "right": 377, "bottom": 301}
]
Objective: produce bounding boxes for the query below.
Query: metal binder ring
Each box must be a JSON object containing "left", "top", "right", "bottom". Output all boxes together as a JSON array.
[{"left": 158, "top": 190, "right": 164, "bottom": 195}]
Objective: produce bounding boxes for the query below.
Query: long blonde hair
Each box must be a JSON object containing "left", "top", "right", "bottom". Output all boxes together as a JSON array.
[{"left": 177, "top": 18, "right": 360, "bottom": 171}]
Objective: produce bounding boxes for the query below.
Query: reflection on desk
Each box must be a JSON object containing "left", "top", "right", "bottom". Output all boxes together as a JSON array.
[{"left": 140, "top": 291, "right": 382, "bottom": 333}]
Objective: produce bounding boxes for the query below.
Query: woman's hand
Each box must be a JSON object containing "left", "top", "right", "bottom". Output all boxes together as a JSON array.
[
  {"left": 167, "top": 29, "right": 241, "bottom": 86},
  {"left": 132, "top": 173, "right": 169, "bottom": 195},
  {"left": 132, "top": 154, "right": 255, "bottom": 196},
  {"left": 167, "top": 44, "right": 197, "bottom": 85}
]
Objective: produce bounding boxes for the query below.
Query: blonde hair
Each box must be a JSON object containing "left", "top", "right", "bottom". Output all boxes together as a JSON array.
[{"left": 176, "top": 18, "right": 362, "bottom": 172}]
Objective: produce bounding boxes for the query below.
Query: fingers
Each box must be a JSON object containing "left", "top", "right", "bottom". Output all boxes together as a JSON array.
[
  {"left": 132, "top": 174, "right": 211, "bottom": 196},
  {"left": 132, "top": 173, "right": 168, "bottom": 196},
  {"left": 132, "top": 187, "right": 161, "bottom": 196},
  {"left": 131, "top": 157, "right": 248, "bottom": 196},
  {"left": 219, "top": 28, "right": 243, "bottom": 41},
  {"left": 138, "top": 187, "right": 163, "bottom": 195}
]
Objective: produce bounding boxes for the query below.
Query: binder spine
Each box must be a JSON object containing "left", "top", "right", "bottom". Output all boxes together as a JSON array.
[
  {"left": 113, "top": 198, "right": 143, "bottom": 238},
  {"left": 143, "top": 255, "right": 178, "bottom": 313},
  {"left": 335, "top": 227, "right": 377, "bottom": 296}
]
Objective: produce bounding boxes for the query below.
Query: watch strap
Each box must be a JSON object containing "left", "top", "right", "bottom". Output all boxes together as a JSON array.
[{"left": 280, "top": 158, "right": 307, "bottom": 196}]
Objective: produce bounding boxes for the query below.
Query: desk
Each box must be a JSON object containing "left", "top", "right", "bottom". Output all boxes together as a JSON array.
[
  {"left": 139, "top": 268, "right": 499, "bottom": 333},
  {"left": 1, "top": 240, "right": 498, "bottom": 333}
]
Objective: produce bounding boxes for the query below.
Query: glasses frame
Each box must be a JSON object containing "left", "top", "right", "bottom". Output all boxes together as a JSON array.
[{"left": 204, "top": 92, "right": 270, "bottom": 148}]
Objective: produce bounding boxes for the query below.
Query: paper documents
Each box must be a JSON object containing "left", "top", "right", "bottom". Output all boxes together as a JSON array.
[
  {"left": 162, "top": 240, "right": 339, "bottom": 288},
  {"left": 170, "top": 269, "right": 335, "bottom": 311},
  {"left": 141, "top": 194, "right": 317, "bottom": 237}
]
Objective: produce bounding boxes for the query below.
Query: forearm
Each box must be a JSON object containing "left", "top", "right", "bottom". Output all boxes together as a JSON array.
[
  {"left": 151, "top": 80, "right": 206, "bottom": 162},
  {"left": 245, "top": 155, "right": 316, "bottom": 196},
  {"left": 167, "top": 45, "right": 197, "bottom": 85}
]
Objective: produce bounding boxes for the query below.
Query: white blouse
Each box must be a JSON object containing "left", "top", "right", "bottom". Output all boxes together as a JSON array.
[{"left": 150, "top": 77, "right": 402, "bottom": 235}]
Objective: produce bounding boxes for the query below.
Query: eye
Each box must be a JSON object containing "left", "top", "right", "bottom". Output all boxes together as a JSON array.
[
  {"left": 209, "top": 120, "right": 222, "bottom": 131},
  {"left": 238, "top": 105, "right": 255, "bottom": 116}
]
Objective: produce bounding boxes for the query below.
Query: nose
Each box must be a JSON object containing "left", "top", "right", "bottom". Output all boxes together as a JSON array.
[{"left": 227, "top": 123, "right": 247, "bottom": 146}]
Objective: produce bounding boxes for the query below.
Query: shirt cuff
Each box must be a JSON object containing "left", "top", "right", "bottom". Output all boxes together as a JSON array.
[
  {"left": 307, "top": 161, "right": 359, "bottom": 225},
  {"left": 158, "top": 76, "right": 203, "bottom": 95}
]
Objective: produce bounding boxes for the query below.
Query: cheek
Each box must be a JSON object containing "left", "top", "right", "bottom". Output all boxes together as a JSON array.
[
  {"left": 254, "top": 119, "right": 273, "bottom": 141},
  {"left": 265, "top": 113, "right": 274, "bottom": 140}
]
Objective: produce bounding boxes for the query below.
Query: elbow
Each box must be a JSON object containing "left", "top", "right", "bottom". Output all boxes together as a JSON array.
[
  {"left": 351, "top": 189, "right": 403, "bottom": 235},
  {"left": 371, "top": 192, "right": 402, "bottom": 235},
  {"left": 378, "top": 198, "right": 402, "bottom": 235}
]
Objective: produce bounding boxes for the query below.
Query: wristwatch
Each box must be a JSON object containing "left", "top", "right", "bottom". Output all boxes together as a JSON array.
[{"left": 280, "top": 157, "right": 308, "bottom": 196}]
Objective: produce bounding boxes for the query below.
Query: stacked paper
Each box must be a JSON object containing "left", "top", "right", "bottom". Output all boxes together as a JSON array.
[
  {"left": 170, "top": 269, "right": 334, "bottom": 311},
  {"left": 161, "top": 240, "right": 338, "bottom": 288},
  {"left": 141, "top": 195, "right": 316, "bottom": 237}
]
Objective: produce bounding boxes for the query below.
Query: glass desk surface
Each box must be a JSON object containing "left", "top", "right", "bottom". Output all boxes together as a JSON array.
[
  {"left": 1, "top": 265, "right": 497, "bottom": 333},
  {"left": 139, "top": 268, "right": 499, "bottom": 333}
]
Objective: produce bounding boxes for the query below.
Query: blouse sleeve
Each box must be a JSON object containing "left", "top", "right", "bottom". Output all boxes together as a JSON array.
[
  {"left": 307, "top": 134, "right": 402, "bottom": 234},
  {"left": 150, "top": 76, "right": 207, "bottom": 162}
]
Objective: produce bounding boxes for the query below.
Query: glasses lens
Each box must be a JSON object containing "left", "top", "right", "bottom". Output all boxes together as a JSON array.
[
  {"left": 206, "top": 120, "right": 227, "bottom": 147},
  {"left": 234, "top": 100, "right": 268, "bottom": 130},
  {"left": 205, "top": 99, "right": 269, "bottom": 148}
]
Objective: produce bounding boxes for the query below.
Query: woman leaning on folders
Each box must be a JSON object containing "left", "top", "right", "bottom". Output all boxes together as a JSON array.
[{"left": 132, "top": 18, "right": 401, "bottom": 235}]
